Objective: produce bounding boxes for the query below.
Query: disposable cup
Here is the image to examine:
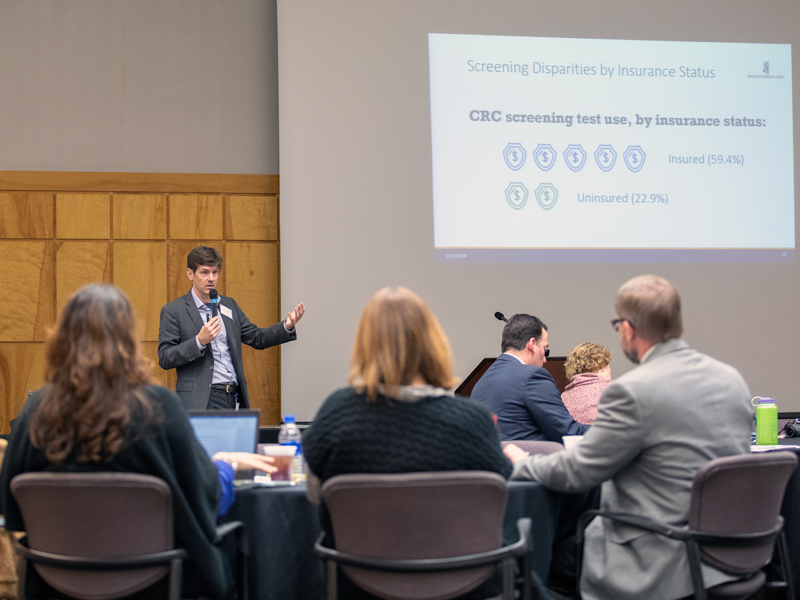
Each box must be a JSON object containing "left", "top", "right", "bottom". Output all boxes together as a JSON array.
[
  {"left": 260, "top": 445, "right": 296, "bottom": 481},
  {"left": 562, "top": 435, "right": 584, "bottom": 451}
]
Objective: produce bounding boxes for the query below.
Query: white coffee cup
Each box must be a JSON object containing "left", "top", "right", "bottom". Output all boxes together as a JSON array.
[{"left": 562, "top": 435, "right": 584, "bottom": 450}]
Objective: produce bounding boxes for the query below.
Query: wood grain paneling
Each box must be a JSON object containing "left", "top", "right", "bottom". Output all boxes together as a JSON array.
[
  {"left": 168, "top": 241, "right": 226, "bottom": 303},
  {"left": 0, "top": 193, "right": 53, "bottom": 238},
  {"left": 113, "top": 195, "right": 167, "bottom": 240},
  {"left": 0, "top": 242, "right": 54, "bottom": 342},
  {"left": 56, "top": 242, "right": 112, "bottom": 312},
  {"left": 0, "top": 171, "right": 278, "bottom": 195},
  {"left": 0, "top": 343, "right": 46, "bottom": 433},
  {"left": 242, "top": 345, "right": 280, "bottom": 425},
  {"left": 56, "top": 194, "right": 110, "bottom": 239},
  {"left": 225, "top": 195, "right": 278, "bottom": 240},
  {"left": 226, "top": 243, "right": 279, "bottom": 327},
  {"left": 141, "top": 342, "right": 176, "bottom": 390},
  {"left": 113, "top": 243, "right": 167, "bottom": 342},
  {"left": 0, "top": 172, "right": 281, "bottom": 426},
  {"left": 169, "top": 195, "right": 223, "bottom": 240}
]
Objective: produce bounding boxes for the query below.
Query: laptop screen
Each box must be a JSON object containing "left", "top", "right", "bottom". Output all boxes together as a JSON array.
[{"left": 188, "top": 410, "right": 260, "bottom": 459}]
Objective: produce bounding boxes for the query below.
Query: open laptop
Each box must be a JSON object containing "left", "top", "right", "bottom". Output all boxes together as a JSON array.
[{"left": 189, "top": 409, "right": 260, "bottom": 480}]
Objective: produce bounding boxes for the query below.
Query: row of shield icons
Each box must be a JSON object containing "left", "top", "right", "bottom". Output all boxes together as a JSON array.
[
  {"left": 504, "top": 143, "right": 645, "bottom": 173},
  {"left": 506, "top": 182, "right": 557, "bottom": 211}
]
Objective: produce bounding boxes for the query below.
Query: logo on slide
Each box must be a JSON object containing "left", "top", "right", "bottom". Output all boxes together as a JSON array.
[
  {"left": 763, "top": 61, "right": 770, "bottom": 75},
  {"left": 623, "top": 146, "right": 646, "bottom": 173},
  {"left": 563, "top": 145, "right": 587, "bottom": 172},
  {"left": 503, "top": 143, "right": 527, "bottom": 171},
  {"left": 535, "top": 183, "right": 558, "bottom": 210},
  {"left": 505, "top": 182, "right": 529, "bottom": 210},
  {"left": 594, "top": 145, "right": 617, "bottom": 172},
  {"left": 533, "top": 144, "right": 557, "bottom": 171}
]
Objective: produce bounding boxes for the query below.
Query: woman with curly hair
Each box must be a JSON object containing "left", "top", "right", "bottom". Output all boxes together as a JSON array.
[
  {"left": 561, "top": 342, "right": 613, "bottom": 424},
  {"left": 0, "top": 284, "right": 272, "bottom": 599}
]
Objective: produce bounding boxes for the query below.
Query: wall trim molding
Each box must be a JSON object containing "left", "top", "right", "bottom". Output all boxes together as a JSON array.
[{"left": 0, "top": 171, "right": 279, "bottom": 194}]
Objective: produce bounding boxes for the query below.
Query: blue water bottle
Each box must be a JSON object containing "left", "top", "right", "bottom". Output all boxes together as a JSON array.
[{"left": 278, "top": 415, "right": 305, "bottom": 482}]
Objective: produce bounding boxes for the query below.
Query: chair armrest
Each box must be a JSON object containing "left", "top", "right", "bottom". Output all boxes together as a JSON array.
[
  {"left": 13, "top": 536, "right": 188, "bottom": 571},
  {"left": 577, "top": 510, "right": 785, "bottom": 547},
  {"left": 313, "top": 518, "right": 532, "bottom": 574},
  {"left": 216, "top": 520, "right": 248, "bottom": 555}
]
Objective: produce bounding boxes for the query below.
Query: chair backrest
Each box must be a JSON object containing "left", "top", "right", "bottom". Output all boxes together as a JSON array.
[
  {"left": 689, "top": 451, "right": 798, "bottom": 574},
  {"left": 501, "top": 440, "right": 564, "bottom": 455},
  {"left": 321, "top": 471, "right": 508, "bottom": 600},
  {"left": 11, "top": 472, "right": 175, "bottom": 600}
]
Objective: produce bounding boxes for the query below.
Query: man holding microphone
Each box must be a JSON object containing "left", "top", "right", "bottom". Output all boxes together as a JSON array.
[{"left": 158, "top": 246, "right": 304, "bottom": 410}]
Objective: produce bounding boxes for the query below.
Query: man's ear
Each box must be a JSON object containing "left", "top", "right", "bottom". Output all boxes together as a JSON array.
[{"left": 186, "top": 267, "right": 194, "bottom": 281}]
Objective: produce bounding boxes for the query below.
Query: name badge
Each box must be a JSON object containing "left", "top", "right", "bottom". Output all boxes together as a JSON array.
[{"left": 220, "top": 305, "right": 233, "bottom": 320}]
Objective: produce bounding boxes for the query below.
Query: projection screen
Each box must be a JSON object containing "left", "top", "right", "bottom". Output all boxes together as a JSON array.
[{"left": 278, "top": 0, "right": 800, "bottom": 419}]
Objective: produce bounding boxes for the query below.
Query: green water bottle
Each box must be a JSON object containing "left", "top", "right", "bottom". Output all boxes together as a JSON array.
[{"left": 755, "top": 398, "right": 778, "bottom": 445}]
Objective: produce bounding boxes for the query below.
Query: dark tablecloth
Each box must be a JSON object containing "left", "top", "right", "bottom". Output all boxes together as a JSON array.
[{"left": 227, "top": 481, "right": 599, "bottom": 600}]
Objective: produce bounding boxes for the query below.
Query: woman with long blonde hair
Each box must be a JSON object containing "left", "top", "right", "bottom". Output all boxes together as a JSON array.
[{"left": 303, "top": 286, "right": 511, "bottom": 598}]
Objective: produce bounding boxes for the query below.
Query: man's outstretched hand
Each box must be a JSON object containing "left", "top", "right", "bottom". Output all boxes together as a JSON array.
[{"left": 286, "top": 302, "right": 305, "bottom": 330}]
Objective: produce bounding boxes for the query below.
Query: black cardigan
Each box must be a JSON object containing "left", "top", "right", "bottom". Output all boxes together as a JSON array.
[{"left": 0, "top": 385, "right": 230, "bottom": 599}]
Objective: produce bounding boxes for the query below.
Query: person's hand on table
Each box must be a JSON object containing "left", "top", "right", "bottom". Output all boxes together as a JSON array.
[
  {"left": 503, "top": 443, "right": 530, "bottom": 464},
  {"left": 213, "top": 452, "right": 277, "bottom": 473}
]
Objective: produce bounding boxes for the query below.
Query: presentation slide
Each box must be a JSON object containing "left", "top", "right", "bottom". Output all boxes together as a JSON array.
[{"left": 430, "top": 34, "right": 794, "bottom": 263}]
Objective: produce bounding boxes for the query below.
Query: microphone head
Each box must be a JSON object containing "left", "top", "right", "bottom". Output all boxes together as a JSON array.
[
  {"left": 209, "top": 289, "right": 219, "bottom": 302},
  {"left": 494, "top": 312, "right": 507, "bottom": 322}
]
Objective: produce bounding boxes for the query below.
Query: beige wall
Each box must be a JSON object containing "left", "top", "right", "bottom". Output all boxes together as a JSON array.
[{"left": 0, "top": 0, "right": 279, "bottom": 174}]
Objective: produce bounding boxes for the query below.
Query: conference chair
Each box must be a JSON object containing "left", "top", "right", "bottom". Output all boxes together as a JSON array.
[
  {"left": 576, "top": 451, "right": 797, "bottom": 600},
  {"left": 501, "top": 440, "right": 564, "bottom": 456},
  {"left": 10, "top": 472, "right": 248, "bottom": 600},
  {"left": 314, "top": 471, "right": 532, "bottom": 600}
]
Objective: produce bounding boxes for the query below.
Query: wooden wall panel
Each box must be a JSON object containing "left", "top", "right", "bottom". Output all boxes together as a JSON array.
[
  {"left": 225, "top": 195, "right": 278, "bottom": 241},
  {"left": 226, "top": 243, "right": 280, "bottom": 327},
  {"left": 56, "top": 242, "right": 112, "bottom": 312},
  {"left": 169, "top": 195, "right": 223, "bottom": 240},
  {"left": 113, "top": 243, "right": 167, "bottom": 342},
  {"left": 113, "top": 195, "right": 167, "bottom": 240},
  {"left": 56, "top": 194, "right": 110, "bottom": 239},
  {"left": 168, "top": 241, "right": 226, "bottom": 303},
  {"left": 141, "top": 342, "right": 176, "bottom": 390},
  {"left": 0, "top": 193, "right": 53, "bottom": 238},
  {"left": 0, "top": 242, "right": 54, "bottom": 342},
  {"left": 0, "top": 171, "right": 280, "bottom": 432},
  {"left": 0, "top": 343, "right": 46, "bottom": 432},
  {"left": 242, "top": 345, "right": 280, "bottom": 425}
]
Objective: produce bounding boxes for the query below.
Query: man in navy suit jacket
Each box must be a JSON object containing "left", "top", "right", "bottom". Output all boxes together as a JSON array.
[{"left": 471, "top": 314, "right": 589, "bottom": 441}]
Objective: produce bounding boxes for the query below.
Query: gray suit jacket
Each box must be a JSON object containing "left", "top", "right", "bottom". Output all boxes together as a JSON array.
[
  {"left": 511, "top": 338, "right": 752, "bottom": 600},
  {"left": 158, "top": 291, "right": 295, "bottom": 410}
]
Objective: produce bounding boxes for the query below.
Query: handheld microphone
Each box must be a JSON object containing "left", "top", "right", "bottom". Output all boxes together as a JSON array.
[
  {"left": 494, "top": 312, "right": 507, "bottom": 323},
  {"left": 209, "top": 289, "right": 219, "bottom": 319}
]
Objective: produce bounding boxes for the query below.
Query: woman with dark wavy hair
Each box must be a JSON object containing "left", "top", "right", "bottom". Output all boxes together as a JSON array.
[{"left": 0, "top": 284, "right": 269, "bottom": 599}]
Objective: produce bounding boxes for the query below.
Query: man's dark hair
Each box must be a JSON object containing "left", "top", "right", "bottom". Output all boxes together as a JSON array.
[
  {"left": 187, "top": 246, "right": 222, "bottom": 272},
  {"left": 501, "top": 314, "right": 547, "bottom": 352}
]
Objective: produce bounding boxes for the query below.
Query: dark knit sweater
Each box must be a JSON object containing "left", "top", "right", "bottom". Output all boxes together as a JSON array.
[
  {"left": 303, "top": 387, "right": 512, "bottom": 482},
  {"left": 0, "top": 385, "right": 231, "bottom": 599},
  {"left": 303, "top": 387, "right": 513, "bottom": 600}
]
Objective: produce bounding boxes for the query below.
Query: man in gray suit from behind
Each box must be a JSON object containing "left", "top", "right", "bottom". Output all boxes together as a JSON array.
[
  {"left": 158, "top": 246, "right": 305, "bottom": 410},
  {"left": 504, "top": 275, "right": 752, "bottom": 600}
]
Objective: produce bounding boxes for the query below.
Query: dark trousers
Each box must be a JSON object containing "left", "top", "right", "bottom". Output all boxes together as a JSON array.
[{"left": 206, "top": 387, "right": 237, "bottom": 410}]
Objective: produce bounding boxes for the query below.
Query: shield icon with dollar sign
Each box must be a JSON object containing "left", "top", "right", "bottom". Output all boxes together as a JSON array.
[
  {"left": 535, "top": 183, "right": 558, "bottom": 210},
  {"left": 505, "top": 182, "right": 528, "bottom": 210},
  {"left": 503, "top": 143, "right": 526, "bottom": 171}
]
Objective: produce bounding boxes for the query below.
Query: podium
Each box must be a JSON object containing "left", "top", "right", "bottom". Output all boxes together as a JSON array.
[{"left": 455, "top": 356, "right": 568, "bottom": 397}]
